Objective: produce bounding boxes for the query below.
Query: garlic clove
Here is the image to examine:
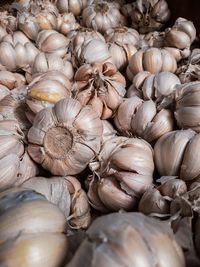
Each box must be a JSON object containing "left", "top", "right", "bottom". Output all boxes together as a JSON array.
[
  {"left": 128, "top": 49, "right": 144, "bottom": 76},
  {"left": 143, "top": 48, "right": 162, "bottom": 73},
  {"left": 165, "top": 29, "right": 191, "bottom": 50}
]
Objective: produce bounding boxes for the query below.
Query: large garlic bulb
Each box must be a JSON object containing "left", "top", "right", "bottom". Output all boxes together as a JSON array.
[
  {"left": 82, "top": 1, "right": 126, "bottom": 34},
  {"left": 56, "top": 0, "right": 88, "bottom": 16},
  {"left": 87, "top": 136, "right": 154, "bottom": 211},
  {"left": 127, "top": 48, "right": 177, "bottom": 81},
  {"left": 22, "top": 176, "right": 91, "bottom": 229},
  {"left": 73, "top": 62, "right": 126, "bottom": 119},
  {"left": 67, "top": 212, "right": 185, "bottom": 267},
  {"left": 27, "top": 97, "right": 103, "bottom": 176},
  {"left": 0, "top": 187, "right": 68, "bottom": 267},
  {"left": 154, "top": 129, "right": 200, "bottom": 182},
  {"left": 175, "top": 82, "right": 200, "bottom": 132},
  {"left": 26, "top": 71, "right": 71, "bottom": 114},
  {"left": 123, "top": 0, "right": 170, "bottom": 34},
  {"left": 114, "top": 96, "right": 174, "bottom": 143}
]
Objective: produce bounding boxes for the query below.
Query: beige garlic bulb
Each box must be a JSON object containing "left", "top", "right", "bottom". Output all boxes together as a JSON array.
[
  {"left": 154, "top": 129, "right": 200, "bottom": 181},
  {"left": 0, "top": 187, "right": 68, "bottom": 267},
  {"left": 36, "top": 30, "right": 70, "bottom": 57},
  {"left": 82, "top": 1, "right": 126, "bottom": 34},
  {"left": 27, "top": 97, "right": 103, "bottom": 176},
  {"left": 73, "top": 62, "right": 126, "bottom": 119},
  {"left": 0, "top": 11, "right": 17, "bottom": 41},
  {"left": 0, "top": 120, "right": 37, "bottom": 191},
  {"left": 56, "top": 0, "right": 88, "bottom": 16},
  {"left": 26, "top": 71, "right": 71, "bottom": 114},
  {"left": 87, "top": 136, "right": 154, "bottom": 211},
  {"left": 165, "top": 18, "right": 196, "bottom": 50},
  {"left": 127, "top": 71, "right": 181, "bottom": 103},
  {"left": 127, "top": 48, "right": 177, "bottom": 81},
  {"left": 67, "top": 212, "right": 185, "bottom": 267},
  {"left": 123, "top": 0, "right": 170, "bottom": 34},
  {"left": 57, "top": 12, "right": 80, "bottom": 35},
  {"left": 22, "top": 176, "right": 91, "bottom": 229},
  {"left": 174, "top": 82, "right": 200, "bottom": 133},
  {"left": 114, "top": 96, "right": 174, "bottom": 143}
]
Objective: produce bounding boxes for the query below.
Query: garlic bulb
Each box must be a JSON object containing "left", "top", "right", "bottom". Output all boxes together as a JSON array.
[
  {"left": 73, "top": 62, "right": 126, "bottom": 119},
  {"left": 0, "top": 187, "right": 68, "bottom": 267},
  {"left": 0, "top": 11, "right": 17, "bottom": 40},
  {"left": 56, "top": 0, "right": 88, "bottom": 16},
  {"left": 0, "top": 120, "right": 37, "bottom": 191},
  {"left": 127, "top": 48, "right": 177, "bottom": 81},
  {"left": 114, "top": 96, "right": 174, "bottom": 143},
  {"left": 28, "top": 97, "right": 103, "bottom": 176},
  {"left": 82, "top": 1, "right": 126, "bottom": 34},
  {"left": 0, "top": 70, "right": 26, "bottom": 90},
  {"left": 127, "top": 71, "right": 181, "bottom": 103},
  {"left": 26, "top": 71, "right": 71, "bottom": 114},
  {"left": 36, "top": 30, "right": 70, "bottom": 57},
  {"left": 123, "top": 0, "right": 170, "bottom": 34},
  {"left": 165, "top": 18, "right": 196, "bottom": 50},
  {"left": 88, "top": 136, "right": 154, "bottom": 211},
  {"left": 57, "top": 12, "right": 80, "bottom": 35},
  {"left": 195, "top": 217, "right": 200, "bottom": 255},
  {"left": 174, "top": 82, "right": 200, "bottom": 132},
  {"left": 67, "top": 212, "right": 185, "bottom": 267},
  {"left": 154, "top": 129, "right": 200, "bottom": 181}
]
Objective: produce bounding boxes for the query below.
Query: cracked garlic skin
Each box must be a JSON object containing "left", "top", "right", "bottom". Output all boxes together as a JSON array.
[
  {"left": 27, "top": 97, "right": 103, "bottom": 176},
  {"left": 67, "top": 212, "right": 185, "bottom": 267},
  {"left": 73, "top": 62, "right": 126, "bottom": 119},
  {"left": 0, "top": 188, "right": 68, "bottom": 267}
]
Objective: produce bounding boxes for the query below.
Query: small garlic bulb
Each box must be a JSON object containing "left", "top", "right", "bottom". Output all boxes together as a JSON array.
[
  {"left": 27, "top": 97, "right": 103, "bottom": 176},
  {"left": 154, "top": 129, "right": 200, "bottom": 181},
  {"left": 174, "top": 82, "right": 200, "bottom": 133},
  {"left": 88, "top": 136, "right": 154, "bottom": 211},
  {"left": 114, "top": 96, "right": 174, "bottom": 143},
  {"left": 123, "top": 0, "right": 170, "bottom": 34},
  {"left": 0, "top": 187, "right": 68, "bottom": 267},
  {"left": 67, "top": 212, "right": 185, "bottom": 267},
  {"left": 82, "top": 1, "right": 126, "bottom": 34},
  {"left": 26, "top": 71, "right": 71, "bottom": 114},
  {"left": 73, "top": 62, "right": 126, "bottom": 119},
  {"left": 57, "top": 12, "right": 80, "bottom": 35},
  {"left": 56, "top": 0, "right": 88, "bottom": 16},
  {"left": 127, "top": 48, "right": 177, "bottom": 81},
  {"left": 36, "top": 30, "right": 70, "bottom": 57}
]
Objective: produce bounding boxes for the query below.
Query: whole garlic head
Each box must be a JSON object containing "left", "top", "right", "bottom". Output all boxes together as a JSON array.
[
  {"left": 56, "top": 0, "right": 88, "bottom": 16},
  {"left": 27, "top": 97, "right": 103, "bottom": 176}
]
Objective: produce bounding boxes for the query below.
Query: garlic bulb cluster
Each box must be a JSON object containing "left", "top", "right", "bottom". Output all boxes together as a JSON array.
[
  {"left": 154, "top": 129, "right": 200, "bottom": 181},
  {"left": 22, "top": 176, "right": 91, "bottom": 229},
  {"left": 67, "top": 212, "right": 185, "bottom": 267},
  {"left": 73, "top": 62, "right": 126, "bottom": 119},
  {"left": 127, "top": 71, "right": 180, "bottom": 103},
  {"left": 82, "top": 1, "right": 126, "bottom": 34},
  {"left": 56, "top": 0, "right": 88, "bottom": 16},
  {"left": 28, "top": 97, "right": 103, "bottom": 176},
  {"left": 0, "top": 120, "right": 37, "bottom": 191},
  {"left": 127, "top": 48, "right": 177, "bottom": 80},
  {"left": 114, "top": 96, "right": 174, "bottom": 143},
  {"left": 26, "top": 70, "right": 71, "bottom": 114},
  {"left": 123, "top": 0, "right": 170, "bottom": 34},
  {"left": 87, "top": 136, "right": 154, "bottom": 211},
  {"left": 174, "top": 82, "right": 200, "bottom": 132},
  {"left": 0, "top": 187, "right": 68, "bottom": 267}
]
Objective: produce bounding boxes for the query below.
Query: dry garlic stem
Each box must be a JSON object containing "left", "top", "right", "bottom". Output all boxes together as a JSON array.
[
  {"left": 73, "top": 62, "right": 126, "bottom": 119},
  {"left": 154, "top": 129, "right": 200, "bottom": 181},
  {"left": 67, "top": 212, "right": 185, "bottom": 267},
  {"left": 114, "top": 96, "right": 174, "bottom": 143},
  {"left": 82, "top": 1, "right": 126, "bottom": 34},
  {"left": 127, "top": 48, "right": 177, "bottom": 80},
  {"left": 88, "top": 136, "right": 154, "bottom": 211},
  {"left": 28, "top": 97, "right": 103, "bottom": 176},
  {"left": 56, "top": 0, "right": 88, "bottom": 16},
  {"left": 0, "top": 188, "right": 68, "bottom": 267},
  {"left": 26, "top": 70, "right": 71, "bottom": 114}
]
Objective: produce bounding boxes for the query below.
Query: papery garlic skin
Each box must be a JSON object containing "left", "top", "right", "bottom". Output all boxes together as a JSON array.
[
  {"left": 67, "top": 212, "right": 185, "bottom": 267},
  {"left": 57, "top": 12, "right": 80, "bottom": 35},
  {"left": 28, "top": 97, "right": 103, "bottom": 176},
  {"left": 73, "top": 62, "right": 126, "bottom": 119},
  {"left": 56, "top": 0, "right": 88, "bottom": 16}
]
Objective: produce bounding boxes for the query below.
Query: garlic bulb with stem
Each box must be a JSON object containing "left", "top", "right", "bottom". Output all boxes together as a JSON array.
[
  {"left": 27, "top": 97, "right": 103, "bottom": 176},
  {"left": 56, "top": 0, "right": 88, "bottom": 16},
  {"left": 67, "top": 212, "right": 185, "bottom": 267},
  {"left": 114, "top": 96, "right": 174, "bottom": 143},
  {"left": 0, "top": 187, "right": 68, "bottom": 267},
  {"left": 73, "top": 62, "right": 126, "bottom": 119}
]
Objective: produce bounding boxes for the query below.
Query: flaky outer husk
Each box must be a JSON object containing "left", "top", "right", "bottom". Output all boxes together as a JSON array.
[{"left": 67, "top": 212, "right": 185, "bottom": 267}]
